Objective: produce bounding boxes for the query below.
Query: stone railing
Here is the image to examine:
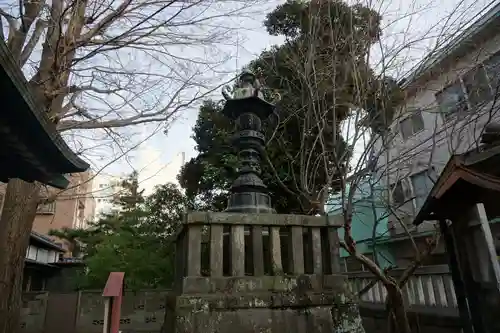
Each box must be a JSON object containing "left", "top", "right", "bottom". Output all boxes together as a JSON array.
[
  {"left": 174, "top": 212, "right": 343, "bottom": 283},
  {"left": 347, "top": 265, "right": 457, "bottom": 309}
]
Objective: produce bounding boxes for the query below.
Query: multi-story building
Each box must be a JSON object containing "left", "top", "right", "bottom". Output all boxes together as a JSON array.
[
  {"left": 92, "top": 174, "right": 127, "bottom": 218},
  {"left": 326, "top": 172, "right": 395, "bottom": 271},
  {"left": 33, "top": 171, "right": 95, "bottom": 252},
  {"left": 0, "top": 171, "right": 96, "bottom": 255},
  {"left": 369, "top": 2, "right": 500, "bottom": 266},
  {"left": 92, "top": 151, "right": 187, "bottom": 219}
]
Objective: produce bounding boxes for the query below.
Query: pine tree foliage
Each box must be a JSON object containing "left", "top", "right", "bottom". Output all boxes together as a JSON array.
[
  {"left": 50, "top": 175, "right": 186, "bottom": 289},
  {"left": 178, "top": 0, "right": 403, "bottom": 214}
]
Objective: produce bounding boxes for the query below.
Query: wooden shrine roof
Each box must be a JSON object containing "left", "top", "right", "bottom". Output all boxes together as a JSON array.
[
  {"left": 414, "top": 143, "right": 500, "bottom": 225},
  {"left": 0, "top": 40, "right": 88, "bottom": 188}
]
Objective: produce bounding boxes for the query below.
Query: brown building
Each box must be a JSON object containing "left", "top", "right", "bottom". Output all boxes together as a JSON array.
[{"left": 0, "top": 171, "right": 96, "bottom": 255}]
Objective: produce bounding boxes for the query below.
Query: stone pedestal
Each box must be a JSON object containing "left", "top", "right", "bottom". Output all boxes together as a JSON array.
[{"left": 164, "top": 212, "right": 365, "bottom": 333}]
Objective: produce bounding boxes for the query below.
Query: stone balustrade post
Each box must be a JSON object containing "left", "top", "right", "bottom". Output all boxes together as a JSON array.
[
  {"left": 210, "top": 224, "right": 224, "bottom": 277},
  {"left": 166, "top": 211, "right": 366, "bottom": 333},
  {"left": 174, "top": 212, "right": 344, "bottom": 282},
  {"left": 251, "top": 225, "right": 264, "bottom": 275},
  {"left": 289, "top": 226, "right": 304, "bottom": 274}
]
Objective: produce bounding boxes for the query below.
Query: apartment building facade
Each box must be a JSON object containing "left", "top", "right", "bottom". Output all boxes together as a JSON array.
[
  {"left": 326, "top": 175, "right": 396, "bottom": 271},
  {"left": 371, "top": 3, "right": 500, "bottom": 264},
  {"left": 0, "top": 171, "right": 96, "bottom": 255},
  {"left": 34, "top": 170, "right": 95, "bottom": 234},
  {"left": 93, "top": 174, "right": 127, "bottom": 218}
]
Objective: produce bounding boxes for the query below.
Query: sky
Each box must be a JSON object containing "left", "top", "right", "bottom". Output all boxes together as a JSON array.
[
  {"left": 96, "top": 0, "right": 497, "bottom": 195},
  {"left": 135, "top": 28, "right": 285, "bottom": 193},
  {"left": 340, "top": 0, "right": 497, "bottom": 175},
  {"left": 97, "top": 0, "right": 286, "bottom": 193},
  {"left": 5, "top": 0, "right": 491, "bottom": 194}
]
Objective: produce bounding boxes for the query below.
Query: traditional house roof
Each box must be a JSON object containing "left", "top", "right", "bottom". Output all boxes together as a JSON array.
[
  {"left": 0, "top": 40, "right": 89, "bottom": 188},
  {"left": 414, "top": 127, "right": 500, "bottom": 225},
  {"left": 400, "top": 2, "right": 500, "bottom": 92},
  {"left": 29, "top": 231, "right": 65, "bottom": 252}
]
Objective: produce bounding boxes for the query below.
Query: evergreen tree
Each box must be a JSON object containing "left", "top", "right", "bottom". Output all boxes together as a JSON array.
[
  {"left": 50, "top": 174, "right": 186, "bottom": 289},
  {"left": 178, "top": 0, "right": 402, "bottom": 214}
]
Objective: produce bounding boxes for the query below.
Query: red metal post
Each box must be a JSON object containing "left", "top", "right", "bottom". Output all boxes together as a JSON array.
[{"left": 102, "top": 272, "right": 125, "bottom": 333}]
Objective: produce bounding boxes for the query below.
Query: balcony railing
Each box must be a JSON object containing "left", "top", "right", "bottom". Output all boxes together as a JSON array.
[{"left": 347, "top": 265, "right": 457, "bottom": 310}]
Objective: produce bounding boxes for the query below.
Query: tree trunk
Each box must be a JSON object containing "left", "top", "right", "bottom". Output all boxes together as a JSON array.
[
  {"left": 386, "top": 282, "right": 412, "bottom": 333},
  {"left": 0, "top": 179, "right": 40, "bottom": 333}
]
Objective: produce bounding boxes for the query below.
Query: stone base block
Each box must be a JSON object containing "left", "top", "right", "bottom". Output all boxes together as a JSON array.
[
  {"left": 167, "top": 304, "right": 364, "bottom": 333},
  {"left": 164, "top": 292, "right": 365, "bottom": 333},
  {"left": 164, "top": 275, "right": 365, "bottom": 333}
]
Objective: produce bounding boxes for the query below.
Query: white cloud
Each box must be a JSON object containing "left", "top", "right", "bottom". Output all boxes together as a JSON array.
[{"left": 136, "top": 144, "right": 186, "bottom": 195}]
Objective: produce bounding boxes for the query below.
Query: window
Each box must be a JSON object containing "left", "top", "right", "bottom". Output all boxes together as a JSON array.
[
  {"left": 391, "top": 181, "right": 405, "bottom": 207},
  {"left": 484, "top": 53, "right": 500, "bottom": 97},
  {"left": 400, "top": 111, "right": 424, "bottom": 139},
  {"left": 410, "top": 170, "right": 435, "bottom": 210},
  {"left": 463, "top": 65, "right": 492, "bottom": 107},
  {"left": 432, "top": 50, "right": 500, "bottom": 121},
  {"left": 48, "top": 251, "right": 57, "bottom": 263},
  {"left": 37, "top": 249, "right": 48, "bottom": 263},
  {"left": 435, "top": 79, "right": 468, "bottom": 118},
  {"left": 26, "top": 246, "right": 37, "bottom": 260},
  {"left": 37, "top": 202, "right": 56, "bottom": 214}
]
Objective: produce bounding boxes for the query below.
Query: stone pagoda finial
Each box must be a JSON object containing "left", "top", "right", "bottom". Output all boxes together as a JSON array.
[{"left": 221, "top": 70, "right": 279, "bottom": 213}]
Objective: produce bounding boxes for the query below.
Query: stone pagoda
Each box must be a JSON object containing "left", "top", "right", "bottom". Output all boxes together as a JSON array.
[{"left": 163, "top": 71, "right": 364, "bottom": 333}]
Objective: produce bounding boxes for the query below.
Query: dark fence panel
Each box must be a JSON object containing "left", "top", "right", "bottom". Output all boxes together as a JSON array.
[
  {"left": 20, "top": 283, "right": 462, "bottom": 333},
  {"left": 43, "top": 293, "right": 79, "bottom": 333}
]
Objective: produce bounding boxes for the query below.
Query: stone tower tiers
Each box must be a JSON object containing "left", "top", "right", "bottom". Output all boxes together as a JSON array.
[
  {"left": 221, "top": 69, "right": 277, "bottom": 214},
  {"left": 163, "top": 212, "right": 365, "bottom": 333},
  {"left": 163, "top": 71, "right": 365, "bottom": 333}
]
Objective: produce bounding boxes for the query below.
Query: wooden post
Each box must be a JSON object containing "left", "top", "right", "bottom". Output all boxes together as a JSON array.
[
  {"left": 439, "top": 219, "right": 474, "bottom": 324},
  {"left": 186, "top": 225, "right": 202, "bottom": 276},
  {"left": 290, "top": 226, "right": 304, "bottom": 274},
  {"left": 452, "top": 215, "right": 487, "bottom": 332},
  {"left": 231, "top": 225, "right": 245, "bottom": 276},
  {"left": 251, "top": 225, "right": 264, "bottom": 276},
  {"left": 270, "top": 226, "right": 282, "bottom": 274},
  {"left": 210, "top": 225, "right": 224, "bottom": 276},
  {"left": 468, "top": 204, "right": 500, "bottom": 284},
  {"left": 459, "top": 203, "right": 500, "bottom": 332},
  {"left": 311, "top": 227, "right": 322, "bottom": 274}
]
